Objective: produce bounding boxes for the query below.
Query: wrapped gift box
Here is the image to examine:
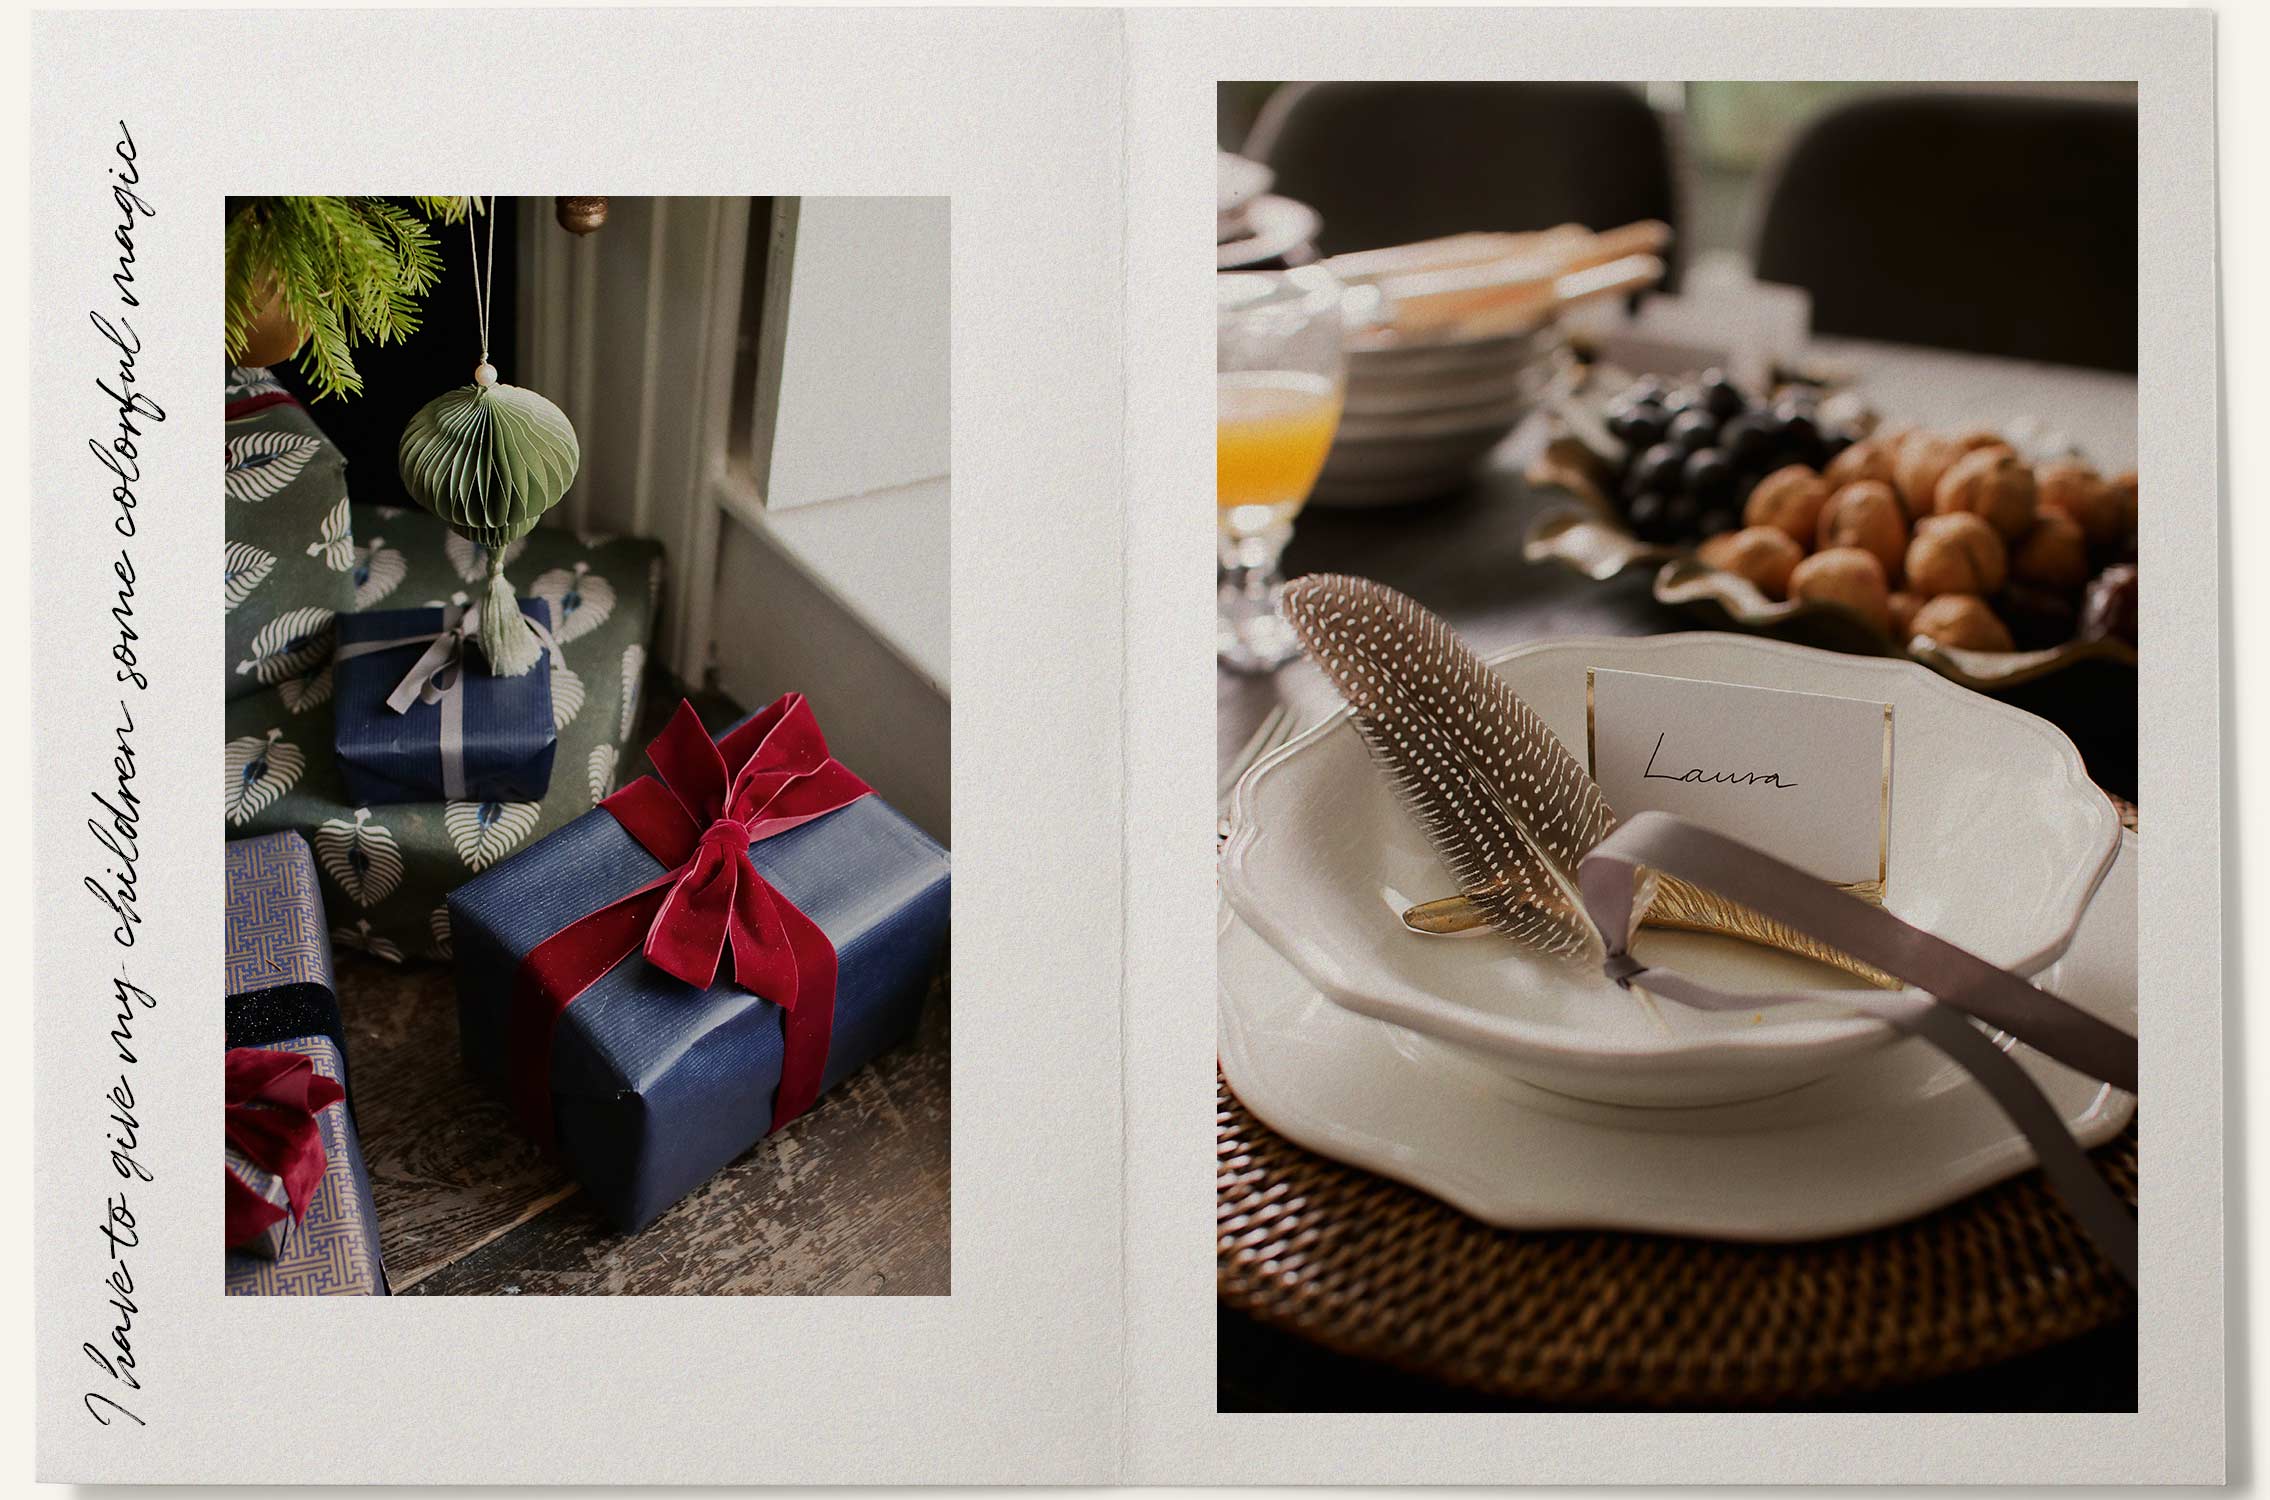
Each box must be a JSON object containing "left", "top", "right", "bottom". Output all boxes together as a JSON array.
[
  {"left": 225, "top": 367, "right": 353, "bottom": 703},
  {"left": 448, "top": 699, "right": 951, "bottom": 1232},
  {"left": 224, "top": 1136, "right": 295, "bottom": 1259},
  {"left": 224, "top": 501, "right": 664, "bottom": 962},
  {"left": 224, "top": 832, "right": 387, "bottom": 1295},
  {"left": 333, "top": 600, "right": 561, "bottom": 805}
]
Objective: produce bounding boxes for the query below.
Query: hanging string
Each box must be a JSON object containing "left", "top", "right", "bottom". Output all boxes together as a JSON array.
[{"left": 465, "top": 195, "right": 495, "bottom": 367}]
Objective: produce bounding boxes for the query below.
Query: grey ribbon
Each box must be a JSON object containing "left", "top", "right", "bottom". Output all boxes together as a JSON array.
[
  {"left": 332, "top": 601, "right": 562, "bottom": 801},
  {"left": 1578, "top": 810, "right": 2138, "bottom": 1285}
]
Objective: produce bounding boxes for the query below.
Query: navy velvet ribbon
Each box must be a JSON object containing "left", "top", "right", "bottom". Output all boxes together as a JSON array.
[{"left": 225, "top": 980, "right": 349, "bottom": 1084}]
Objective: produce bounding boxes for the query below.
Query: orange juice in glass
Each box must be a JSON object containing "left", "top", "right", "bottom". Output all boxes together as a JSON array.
[
  {"left": 1217, "top": 269, "right": 1345, "bottom": 672},
  {"left": 1218, "top": 370, "right": 1343, "bottom": 533}
]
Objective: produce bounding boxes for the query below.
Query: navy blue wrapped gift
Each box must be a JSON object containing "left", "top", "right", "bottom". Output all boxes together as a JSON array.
[
  {"left": 332, "top": 599, "right": 559, "bottom": 804},
  {"left": 447, "top": 695, "right": 949, "bottom": 1232}
]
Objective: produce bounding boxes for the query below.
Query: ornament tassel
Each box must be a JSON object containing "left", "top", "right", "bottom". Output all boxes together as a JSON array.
[{"left": 478, "top": 554, "right": 544, "bottom": 677}]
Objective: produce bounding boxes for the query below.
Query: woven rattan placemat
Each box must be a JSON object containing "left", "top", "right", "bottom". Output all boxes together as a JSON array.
[
  {"left": 1219, "top": 1077, "right": 2134, "bottom": 1406},
  {"left": 1216, "top": 799, "right": 2140, "bottom": 1408}
]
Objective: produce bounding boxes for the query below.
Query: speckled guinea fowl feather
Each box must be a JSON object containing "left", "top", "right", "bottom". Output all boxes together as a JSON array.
[
  {"left": 1278, "top": 574, "right": 1897, "bottom": 988},
  {"left": 1278, "top": 574, "right": 1626, "bottom": 960}
]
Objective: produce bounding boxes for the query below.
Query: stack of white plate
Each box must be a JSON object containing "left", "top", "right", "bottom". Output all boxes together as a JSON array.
[
  {"left": 1309, "top": 228, "right": 1668, "bottom": 508},
  {"left": 1217, "top": 634, "right": 2136, "bottom": 1238},
  {"left": 1312, "top": 324, "right": 1563, "bottom": 507}
]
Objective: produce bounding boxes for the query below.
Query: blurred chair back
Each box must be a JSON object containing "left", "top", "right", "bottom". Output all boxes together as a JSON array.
[
  {"left": 1245, "top": 82, "right": 1680, "bottom": 283},
  {"left": 1753, "top": 91, "right": 2136, "bottom": 371}
]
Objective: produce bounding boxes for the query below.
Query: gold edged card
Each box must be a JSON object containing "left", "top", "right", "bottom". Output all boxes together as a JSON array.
[{"left": 1585, "top": 667, "right": 1892, "bottom": 903}]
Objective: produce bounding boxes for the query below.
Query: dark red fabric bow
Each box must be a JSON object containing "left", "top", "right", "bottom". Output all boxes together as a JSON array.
[
  {"left": 508, "top": 695, "right": 872, "bottom": 1147},
  {"left": 224, "top": 1047, "right": 344, "bottom": 1251}
]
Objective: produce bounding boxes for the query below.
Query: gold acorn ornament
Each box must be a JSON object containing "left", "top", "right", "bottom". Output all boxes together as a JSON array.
[
  {"left": 397, "top": 199, "right": 581, "bottom": 676},
  {"left": 236, "top": 279, "right": 309, "bottom": 368}
]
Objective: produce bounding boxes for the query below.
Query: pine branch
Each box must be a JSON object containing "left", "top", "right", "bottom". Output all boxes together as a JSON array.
[
  {"left": 411, "top": 196, "right": 477, "bottom": 224},
  {"left": 222, "top": 196, "right": 480, "bottom": 400}
]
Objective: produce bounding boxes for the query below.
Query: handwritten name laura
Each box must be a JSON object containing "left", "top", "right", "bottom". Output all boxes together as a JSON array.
[
  {"left": 1641, "top": 730, "right": 1798, "bottom": 790},
  {"left": 78, "top": 120, "right": 158, "bottom": 1433}
]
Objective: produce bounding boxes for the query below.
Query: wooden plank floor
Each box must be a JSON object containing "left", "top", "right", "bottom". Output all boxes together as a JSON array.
[
  {"left": 338, "top": 955, "right": 950, "bottom": 1296},
  {"left": 332, "top": 681, "right": 950, "bottom": 1296}
]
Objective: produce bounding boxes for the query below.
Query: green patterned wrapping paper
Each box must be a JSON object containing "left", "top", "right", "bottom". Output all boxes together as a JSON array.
[
  {"left": 225, "top": 501, "right": 665, "bottom": 962},
  {"left": 225, "top": 367, "right": 355, "bottom": 702}
]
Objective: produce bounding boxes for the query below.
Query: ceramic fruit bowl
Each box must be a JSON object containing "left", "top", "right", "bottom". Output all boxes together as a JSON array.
[{"left": 1219, "top": 633, "right": 2121, "bottom": 1107}]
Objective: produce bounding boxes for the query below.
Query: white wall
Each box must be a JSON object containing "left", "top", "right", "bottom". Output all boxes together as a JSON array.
[
  {"left": 520, "top": 194, "right": 951, "bottom": 842},
  {"left": 719, "top": 195, "right": 951, "bottom": 838},
  {"left": 518, "top": 195, "right": 746, "bottom": 677},
  {"left": 712, "top": 515, "right": 951, "bottom": 842},
  {"left": 757, "top": 196, "right": 951, "bottom": 513}
]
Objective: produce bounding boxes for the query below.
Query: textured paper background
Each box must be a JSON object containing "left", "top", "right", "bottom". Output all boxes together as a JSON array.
[
  {"left": 32, "top": 7, "right": 1125, "bottom": 1483},
  {"left": 1124, "top": 5, "right": 2222, "bottom": 1484},
  {"left": 24, "top": 2, "right": 2233, "bottom": 1487}
]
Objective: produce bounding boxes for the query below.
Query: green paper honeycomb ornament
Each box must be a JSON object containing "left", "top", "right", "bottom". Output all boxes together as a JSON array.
[{"left": 397, "top": 378, "right": 581, "bottom": 676}]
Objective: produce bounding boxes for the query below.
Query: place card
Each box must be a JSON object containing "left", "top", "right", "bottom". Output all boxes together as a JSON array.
[{"left": 1587, "top": 667, "right": 1891, "bottom": 892}]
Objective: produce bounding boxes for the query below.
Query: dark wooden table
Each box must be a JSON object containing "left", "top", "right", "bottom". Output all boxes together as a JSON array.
[
  {"left": 1217, "top": 365, "right": 2137, "bottom": 1408},
  {"left": 335, "top": 683, "right": 950, "bottom": 1296}
]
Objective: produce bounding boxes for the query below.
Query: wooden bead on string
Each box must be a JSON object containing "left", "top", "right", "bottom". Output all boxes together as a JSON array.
[{"left": 555, "top": 197, "right": 609, "bottom": 235}]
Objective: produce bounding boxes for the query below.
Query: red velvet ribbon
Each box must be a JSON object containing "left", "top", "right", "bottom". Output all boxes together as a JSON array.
[
  {"left": 507, "top": 695, "right": 872, "bottom": 1148},
  {"left": 224, "top": 389, "right": 300, "bottom": 422},
  {"left": 224, "top": 1047, "right": 345, "bottom": 1251}
]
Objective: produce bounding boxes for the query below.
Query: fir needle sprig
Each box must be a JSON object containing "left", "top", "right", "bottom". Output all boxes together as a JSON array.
[{"left": 224, "top": 196, "right": 479, "bottom": 401}]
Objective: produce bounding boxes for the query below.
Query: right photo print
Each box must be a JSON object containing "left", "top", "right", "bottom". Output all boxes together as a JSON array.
[{"left": 1215, "top": 81, "right": 2139, "bottom": 1411}]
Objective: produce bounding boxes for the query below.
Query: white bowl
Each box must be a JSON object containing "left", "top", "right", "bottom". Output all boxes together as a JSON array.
[
  {"left": 1312, "top": 326, "right": 1565, "bottom": 506},
  {"left": 1217, "top": 831, "right": 2136, "bottom": 1238},
  {"left": 1217, "top": 151, "right": 1272, "bottom": 221},
  {"left": 1341, "top": 366, "right": 1541, "bottom": 420},
  {"left": 1215, "top": 196, "right": 1320, "bottom": 271},
  {"left": 1335, "top": 396, "right": 1538, "bottom": 443},
  {"left": 1220, "top": 633, "right": 2121, "bottom": 1106}
]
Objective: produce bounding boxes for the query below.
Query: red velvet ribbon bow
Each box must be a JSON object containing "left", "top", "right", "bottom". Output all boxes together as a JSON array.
[
  {"left": 224, "top": 1047, "right": 344, "bottom": 1251},
  {"left": 509, "top": 695, "right": 872, "bottom": 1146}
]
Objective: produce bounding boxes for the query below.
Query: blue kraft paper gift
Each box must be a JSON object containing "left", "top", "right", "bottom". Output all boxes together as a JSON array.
[
  {"left": 332, "top": 600, "right": 559, "bottom": 805},
  {"left": 224, "top": 832, "right": 388, "bottom": 1295},
  {"left": 447, "top": 696, "right": 950, "bottom": 1233}
]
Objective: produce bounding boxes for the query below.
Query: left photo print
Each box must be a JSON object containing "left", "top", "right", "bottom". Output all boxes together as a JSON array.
[{"left": 220, "top": 195, "right": 952, "bottom": 1296}]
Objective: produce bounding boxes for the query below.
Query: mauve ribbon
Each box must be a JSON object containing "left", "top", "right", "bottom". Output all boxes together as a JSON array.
[
  {"left": 505, "top": 695, "right": 872, "bottom": 1148},
  {"left": 1577, "top": 810, "right": 2139, "bottom": 1285},
  {"left": 223, "top": 1047, "right": 345, "bottom": 1252},
  {"left": 332, "top": 600, "right": 562, "bottom": 800}
]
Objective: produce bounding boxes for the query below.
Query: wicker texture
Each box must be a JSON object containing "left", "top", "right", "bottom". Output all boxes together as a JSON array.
[
  {"left": 1216, "top": 796, "right": 2141, "bottom": 1407},
  {"left": 1219, "top": 1077, "right": 2135, "bottom": 1406}
]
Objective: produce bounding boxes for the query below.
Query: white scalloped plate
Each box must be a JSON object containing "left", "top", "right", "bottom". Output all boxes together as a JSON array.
[
  {"left": 1221, "top": 634, "right": 2121, "bottom": 1105},
  {"left": 1217, "top": 833, "right": 2136, "bottom": 1240}
]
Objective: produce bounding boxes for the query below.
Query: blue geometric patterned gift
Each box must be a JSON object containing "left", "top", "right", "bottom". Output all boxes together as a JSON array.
[
  {"left": 224, "top": 833, "right": 387, "bottom": 1295},
  {"left": 332, "top": 600, "right": 561, "bottom": 805},
  {"left": 447, "top": 696, "right": 950, "bottom": 1233}
]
